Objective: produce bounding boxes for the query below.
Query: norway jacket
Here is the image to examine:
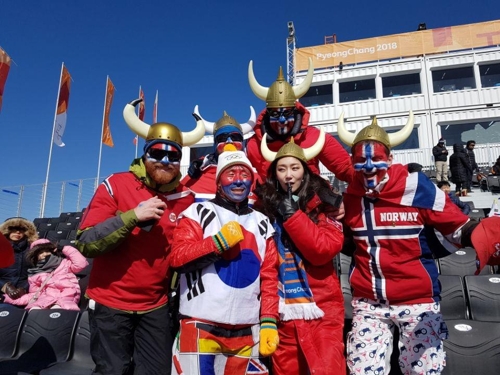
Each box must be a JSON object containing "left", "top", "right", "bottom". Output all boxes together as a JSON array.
[
  {"left": 432, "top": 143, "right": 448, "bottom": 162},
  {"left": 449, "top": 144, "right": 472, "bottom": 184},
  {"left": 246, "top": 101, "right": 354, "bottom": 184},
  {"left": 4, "top": 246, "right": 88, "bottom": 311},
  {"left": 0, "top": 218, "right": 38, "bottom": 291}
]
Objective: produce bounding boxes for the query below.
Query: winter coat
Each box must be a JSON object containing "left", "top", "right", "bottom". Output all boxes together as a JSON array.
[
  {"left": 3, "top": 246, "right": 88, "bottom": 311},
  {"left": 0, "top": 218, "right": 38, "bottom": 291},
  {"left": 0, "top": 234, "right": 14, "bottom": 268},
  {"left": 449, "top": 144, "right": 472, "bottom": 184},
  {"left": 432, "top": 143, "right": 448, "bottom": 162},
  {"left": 465, "top": 143, "right": 478, "bottom": 171}
]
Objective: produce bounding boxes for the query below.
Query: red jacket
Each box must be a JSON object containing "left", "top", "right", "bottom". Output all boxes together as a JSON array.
[
  {"left": 246, "top": 102, "right": 354, "bottom": 183},
  {"left": 272, "top": 193, "right": 346, "bottom": 375},
  {"left": 0, "top": 234, "right": 14, "bottom": 268}
]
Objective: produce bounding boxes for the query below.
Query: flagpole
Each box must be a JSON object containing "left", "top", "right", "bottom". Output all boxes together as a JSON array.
[
  {"left": 41, "top": 62, "right": 64, "bottom": 218},
  {"left": 135, "top": 85, "right": 141, "bottom": 158},
  {"left": 95, "top": 76, "right": 108, "bottom": 191}
]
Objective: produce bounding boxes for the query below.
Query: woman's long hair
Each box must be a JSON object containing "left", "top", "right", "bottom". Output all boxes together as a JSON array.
[{"left": 254, "top": 158, "right": 333, "bottom": 223}]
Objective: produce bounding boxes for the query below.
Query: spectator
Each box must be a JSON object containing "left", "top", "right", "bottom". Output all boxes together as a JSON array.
[
  {"left": 254, "top": 132, "right": 346, "bottom": 375},
  {"left": 170, "top": 145, "right": 279, "bottom": 374},
  {"left": 432, "top": 138, "right": 449, "bottom": 182},
  {"left": 0, "top": 233, "right": 14, "bottom": 268},
  {"left": 337, "top": 113, "right": 500, "bottom": 375},
  {"left": 0, "top": 217, "right": 38, "bottom": 302},
  {"left": 450, "top": 143, "right": 472, "bottom": 197},
  {"left": 490, "top": 156, "right": 500, "bottom": 175},
  {"left": 465, "top": 140, "right": 478, "bottom": 192},
  {"left": 75, "top": 99, "right": 204, "bottom": 375},
  {"left": 437, "top": 181, "right": 471, "bottom": 215},
  {"left": 3, "top": 239, "right": 88, "bottom": 311}
]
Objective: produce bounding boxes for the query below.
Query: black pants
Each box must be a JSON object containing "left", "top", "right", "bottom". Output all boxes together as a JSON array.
[{"left": 89, "top": 301, "right": 172, "bottom": 375}]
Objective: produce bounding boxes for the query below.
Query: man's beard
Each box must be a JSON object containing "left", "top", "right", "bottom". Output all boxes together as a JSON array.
[{"left": 145, "top": 161, "right": 179, "bottom": 185}]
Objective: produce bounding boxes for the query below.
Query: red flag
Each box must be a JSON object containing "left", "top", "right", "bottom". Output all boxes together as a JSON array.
[
  {"left": 138, "top": 86, "right": 145, "bottom": 121},
  {"left": 153, "top": 90, "right": 158, "bottom": 123},
  {"left": 53, "top": 64, "right": 72, "bottom": 147},
  {"left": 0, "top": 47, "right": 12, "bottom": 112},
  {"left": 102, "top": 77, "right": 115, "bottom": 147}
]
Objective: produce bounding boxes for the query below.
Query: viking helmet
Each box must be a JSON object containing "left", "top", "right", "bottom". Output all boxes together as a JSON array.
[
  {"left": 123, "top": 99, "right": 205, "bottom": 149},
  {"left": 337, "top": 111, "right": 414, "bottom": 150},
  {"left": 194, "top": 106, "right": 256, "bottom": 135},
  {"left": 248, "top": 58, "right": 314, "bottom": 108},
  {"left": 260, "top": 128, "right": 326, "bottom": 163}
]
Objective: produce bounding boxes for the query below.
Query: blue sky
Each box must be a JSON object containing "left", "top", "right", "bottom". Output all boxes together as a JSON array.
[{"left": 1, "top": 0, "right": 499, "bottom": 187}]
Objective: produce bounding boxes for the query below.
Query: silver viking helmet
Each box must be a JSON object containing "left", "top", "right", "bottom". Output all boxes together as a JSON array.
[
  {"left": 260, "top": 127, "right": 326, "bottom": 163},
  {"left": 248, "top": 57, "right": 314, "bottom": 108},
  {"left": 193, "top": 105, "right": 256, "bottom": 136},
  {"left": 123, "top": 99, "right": 205, "bottom": 147},
  {"left": 337, "top": 111, "right": 415, "bottom": 150}
]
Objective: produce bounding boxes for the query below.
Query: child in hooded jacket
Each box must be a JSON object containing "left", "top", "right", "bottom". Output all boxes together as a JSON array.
[{"left": 3, "top": 238, "right": 88, "bottom": 311}]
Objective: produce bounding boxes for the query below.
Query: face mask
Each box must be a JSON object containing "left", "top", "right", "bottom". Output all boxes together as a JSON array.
[
  {"left": 352, "top": 141, "right": 390, "bottom": 190},
  {"left": 215, "top": 132, "right": 244, "bottom": 154},
  {"left": 267, "top": 107, "right": 295, "bottom": 135}
]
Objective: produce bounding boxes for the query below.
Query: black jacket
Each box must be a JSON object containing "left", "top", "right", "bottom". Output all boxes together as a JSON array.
[
  {"left": 432, "top": 143, "right": 448, "bottom": 162},
  {"left": 465, "top": 147, "right": 478, "bottom": 171},
  {"left": 449, "top": 144, "right": 472, "bottom": 184}
]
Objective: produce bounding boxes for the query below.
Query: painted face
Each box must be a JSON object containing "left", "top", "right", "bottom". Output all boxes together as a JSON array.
[
  {"left": 144, "top": 143, "right": 181, "bottom": 185},
  {"left": 268, "top": 107, "right": 295, "bottom": 135},
  {"left": 145, "top": 143, "right": 182, "bottom": 166},
  {"left": 275, "top": 156, "right": 305, "bottom": 193},
  {"left": 214, "top": 130, "right": 244, "bottom": 155},
  {"left": 218, "top": 165, "right": 253, "bottom": 202},
  {"left": 351, "top": 141, "right": 391, "bottom": 190}
]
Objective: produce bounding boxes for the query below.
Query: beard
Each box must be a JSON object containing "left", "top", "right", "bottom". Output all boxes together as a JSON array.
[{"left": 145, "top": 160, "right": 180, "bottom": 185}]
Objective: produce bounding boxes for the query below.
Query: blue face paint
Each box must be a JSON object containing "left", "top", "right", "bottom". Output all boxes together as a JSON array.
[
  {"left": 219, "top": 166, "right": 253, "bottom": 202},
  {"left": 352, "top": 142, "right": 390, "bottom": 189},
  {"left": 268, "top": 107, "right": 295, "bottom": 135}
]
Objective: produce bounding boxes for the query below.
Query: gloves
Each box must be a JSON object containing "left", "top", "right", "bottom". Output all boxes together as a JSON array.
[
  {"left": 277, "top": 195, "right": 299, "bottom": 221},
  {"left": 259, "top": 320, "right": 279, "bottom": 356},
  {"left": 3, "top": 283, "right": 27, "bottom": 300},
  {"left": 212, "top": 221, "right": 244, "bottom": 253},
  {"left": 187, "top": 159, "right": 203, "bottom": 179}
]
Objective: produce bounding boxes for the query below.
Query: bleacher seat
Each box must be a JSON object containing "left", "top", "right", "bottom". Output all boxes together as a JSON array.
[
  {"left": 0, "top": 304, "right": 27, "bottom": 360},
  {"left": 442, "top": 319, "right": 500, "bottom": 374},
  {"left": 340, "top": 274, "right": 352, "bottom": 320},
  {"left": 438, "top": 247, "right": 490, "bottom": 276},
  {"left": 48, "top": 217, "right": 67, "bottom": 224},
  {"left": 36, "top": 222, "right": 57, "bottom": 232},
  {"left": 468, "top": 208, "right": 485, "bottom": 221},
  {"left": 68, "top": 230, "right": 78, "bottom": 241},
  {"left": 33, "top": 217, "right": 50, "bottom": 227},
  {"left": 66, "top": 216, "right": 82, "bottom": 225},
  {"left": 40, "top": 311, "right": 94, "bottom": 374},
  {"left": 464, "top": 275, "right": 500, "bottom": 322},
  {"left": 438, "top": 275, "right": 468, "bottom": 320},
  {"left": 339, "top": 253, "right": 351, "bottom": 274},
  {"left": 0, "top": 309, "right": 79, "bottom": 374},
  {"left": 55, "top": 221, "right": 79, "bottom": 231},
  {"left": 57, "top": 239, "right": 76, "bottom": 248},
  {"left": 487, "top": 175, "right": 500, "bottom": 193},
  {"left": 46, "top": 230, "right": 70, "bottom": 242},
  {"left": 37, "top": 230, "right": 48, "bottom": 239}
]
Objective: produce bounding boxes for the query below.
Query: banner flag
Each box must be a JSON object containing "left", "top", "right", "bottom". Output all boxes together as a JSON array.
[
  {"left": 53, "top": 65, "right": 72, "bottom": 147},
  {"left": 153, "top": 90, "right": 158, "bottom": 123},
  {"left": 138, "top": 86, "right": 145, "bottom": 121},
  {"left": 102, "top": 77, "right": 115, "bottom": 147},
  {"left": 0, "top": 47, "right": 12, "bottom": 112},
  {"left": 489, "top": 199, "right": 500, "bottom": 217}
]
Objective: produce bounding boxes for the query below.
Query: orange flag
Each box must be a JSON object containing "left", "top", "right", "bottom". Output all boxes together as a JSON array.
[
  {"left": 53, "top": 64, "right": 72, "bottom": 147},
  {"left": 102, "top": 77, "right": 115, "bottom": 147},
  {"left": 0, "top": 47, "right": 12, "bottom": 112}
]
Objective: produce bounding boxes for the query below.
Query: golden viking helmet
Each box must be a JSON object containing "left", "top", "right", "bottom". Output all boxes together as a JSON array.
[
  {"left": 213, "top": 111, "right": 242, "bottom": 134},
  {"left": 337, "top": 111, "right": 415, "bottom": 150},
  {"left": 194, "top": 105, "right": 256, "bottom": 135},
  {"left": 123, "top": 99, "right": 205, "bottom": 147},
  {"left": 261, "top": 128, "right": 326, "bottom": 163},
  {"left": 248, "top": 57, "right": 314, "bottom": 109}
]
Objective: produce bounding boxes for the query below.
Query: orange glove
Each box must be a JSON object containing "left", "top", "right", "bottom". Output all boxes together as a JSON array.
[
  {"left": 259, "top": 321, "right": 279, "bottom": 356},
  {"left": 213, "top": 221, "right": 244, "bottom": 253}
]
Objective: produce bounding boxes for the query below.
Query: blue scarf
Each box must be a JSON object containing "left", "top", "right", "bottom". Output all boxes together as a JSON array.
[{"left": 273, "top": 221, "right": 324, "bottom": 321}]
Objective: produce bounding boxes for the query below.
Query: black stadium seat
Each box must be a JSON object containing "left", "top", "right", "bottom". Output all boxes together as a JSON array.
[
  {"left": 464, "top": 275, "right": 500, "bottom": 322},
  {"left": 40, "top": 311, "right": 94, "bottom": 375},
  {"left": 33, "top": 217, "right": 50, "bottom": 227},
  {"left": 442, "top": 319, "right": 500, "bottom": 374},
  {"left": 468, "top": 208, "right": 485, "bottom": 221},
  {"left": 487, "top": 175, "right": 500, "bottom": 193},
  {"left": 438, "top": 247, "right": 490, "bottom": 277},
  {"left": 0, "top": 304, "right": 27, "bottom": 360},
  {"left": 36, "top": 222, "right": 57, "bottom": 232},
  {"left": 0, "top": 309, "right": 79, "bottom": 373},
  {"left": 55, "top": 221, "right": 79, "bottom": 231},
  {"left": 46, "top": 230, "right": 70, "bottom": 242},
  {"left": 438, "top": 275, "right": 468, "bottom": 320}
]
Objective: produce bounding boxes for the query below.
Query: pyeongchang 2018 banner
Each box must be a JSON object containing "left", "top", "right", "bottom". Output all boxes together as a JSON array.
[{"left": 296, "top": 19, "right": 500, "bottom": 71}]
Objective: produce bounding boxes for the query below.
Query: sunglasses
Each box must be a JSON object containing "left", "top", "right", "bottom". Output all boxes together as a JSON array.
[
  {"left": 8, "top": 226, "right": 27, "bottom": 233},
  {"left": 267, "top": 108, "right": 295, "bottom": 118},
  {"left": 147, "top": 149, "right": 182, "bottom": 163},
  {"left": 215, "top": 132, "right": 244, "bottom": 144}
]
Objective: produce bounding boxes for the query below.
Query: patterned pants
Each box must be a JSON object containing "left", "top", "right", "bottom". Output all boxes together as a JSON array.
[
  {"left": 346, "top": 298, "right": 448, "bottom": 375},
  {"left": 172, "top": 318, "right": 268, "bottom": 375}
]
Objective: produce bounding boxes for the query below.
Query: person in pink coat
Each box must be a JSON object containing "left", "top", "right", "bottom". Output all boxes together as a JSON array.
[{"left": 3, "top": 238, "right": 88, "bottom": 311}]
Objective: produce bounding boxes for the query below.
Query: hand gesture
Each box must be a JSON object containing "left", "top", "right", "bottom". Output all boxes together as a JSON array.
[
  {"left": 277, "top": 183, "right": 299, "bottom": 221},
  {"left": 134, "top": 196, "right": 167, "bottom": 222}
]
